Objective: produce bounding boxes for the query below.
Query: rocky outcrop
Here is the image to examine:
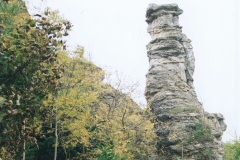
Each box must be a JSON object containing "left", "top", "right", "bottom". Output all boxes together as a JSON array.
[{"left": 145, "top": 4, "right": 226, "bottom": 160}]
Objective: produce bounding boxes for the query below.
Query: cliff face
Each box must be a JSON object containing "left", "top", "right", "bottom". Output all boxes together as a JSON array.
[{"left": 145, "top": 4, "right": 226, "bottom": 160}]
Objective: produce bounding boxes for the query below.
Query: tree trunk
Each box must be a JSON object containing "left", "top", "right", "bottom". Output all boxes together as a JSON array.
[
  {"left": 22, "top": 119, "right": 26, "bottom": 160},
  {"left": 54, "top": 106, "right": 58, "bottom": 160}
]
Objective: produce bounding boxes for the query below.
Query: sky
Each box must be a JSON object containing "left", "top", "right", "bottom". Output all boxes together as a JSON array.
[{"left": 26, "top": 0, "right": 240, "bottom": 142}]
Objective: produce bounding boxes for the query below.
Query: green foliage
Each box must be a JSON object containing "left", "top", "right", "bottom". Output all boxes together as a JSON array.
[
  {"left": 224, "top": 139, "right": 240, "bottom": 160},
  {"left": 179, "top": 121, "right": 215, "bottom": 159},
  {"left": 36, "top": 48, "right": 156, "bottom": 159},
  {"left": 97, "top": 147, "right": 123, "bottom": 160},
  {"left": 0, "top": 0, "right": 27, "bottom": 27},
  {"left": 45, "top": 49, "right": 104, "bottom": 159},
  {"left": 185, "top": 121, "right": 214, "bottom": 145},
  {"left": 0, "top": 1, "right": 156, "bottom": 159},
  {"left": 197, "top": 148, "right": 214, "bottom": 160},
  {"left": 0, "top": 0, "right": 72, "bottom": 158}
]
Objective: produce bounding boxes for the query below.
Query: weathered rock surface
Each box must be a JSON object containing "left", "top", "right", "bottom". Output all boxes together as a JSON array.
[{"left": 145, "top": 4, "right": 226, "bottom": 160}]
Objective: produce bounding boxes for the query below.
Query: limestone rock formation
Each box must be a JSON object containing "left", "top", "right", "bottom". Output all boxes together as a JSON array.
[{"left": 145, "top": 4, "right": 226, "bottom": 160}]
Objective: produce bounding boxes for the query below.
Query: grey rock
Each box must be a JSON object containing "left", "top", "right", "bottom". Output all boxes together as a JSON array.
[{"left": 145, "top": 3, "right": 226, "bottom": 160}]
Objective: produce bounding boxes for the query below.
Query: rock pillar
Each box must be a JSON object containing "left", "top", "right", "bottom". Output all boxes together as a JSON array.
[{"left": 145, "top": 4, "right": 226, "bottom": 160}]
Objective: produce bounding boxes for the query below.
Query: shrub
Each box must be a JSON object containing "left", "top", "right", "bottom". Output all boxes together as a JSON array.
[
  {"left": 185, "top": 121, "right": 214, "bottom": 145},
  {"left": 224, "top": 139, "right": 240, "bottom": 160}
]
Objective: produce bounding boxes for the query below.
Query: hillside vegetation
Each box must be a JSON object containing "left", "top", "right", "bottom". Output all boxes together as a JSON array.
[
  {"left": 0, "top": 1, "right": 156, "bottom": 159},
  {"left": 224, "top": 139, "right": 240, "bottom": 160}
]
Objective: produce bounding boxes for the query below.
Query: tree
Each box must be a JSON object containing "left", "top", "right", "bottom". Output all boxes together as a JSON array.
[
  {"left": 0, "top": 0, "right": 72, "bottom": 159},
  {"left": 224, "top": 135, "right": 240, "bottom": 160},
  {"left": 97, "top": 84, "right": 156, "bottom": 159},
  {"left": 36, "top": 48, "right": 156, "bottom": 160},
  {"left": 35, "top": 47, "right": 104, "bottom": 159},
  {"left": 1, "top": 1, "right": 157, "bottom": 159}
]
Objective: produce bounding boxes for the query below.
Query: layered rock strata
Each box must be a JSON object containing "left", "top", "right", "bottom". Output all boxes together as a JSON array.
[{"left": 145, "top": 4, "right": 226, "bottom": 160}]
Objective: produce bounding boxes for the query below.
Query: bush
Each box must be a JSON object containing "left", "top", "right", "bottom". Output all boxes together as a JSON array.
[
  {"left": 185, "top": 121, "right": 214, "bottom": 145},
  {"left": 224, "top": 139, "right": 240, "bottom": 160}
]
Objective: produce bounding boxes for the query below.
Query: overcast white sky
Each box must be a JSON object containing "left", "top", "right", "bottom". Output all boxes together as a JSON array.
[{"left": 26, "top": 0, "right": 240, "bottom": 142}]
